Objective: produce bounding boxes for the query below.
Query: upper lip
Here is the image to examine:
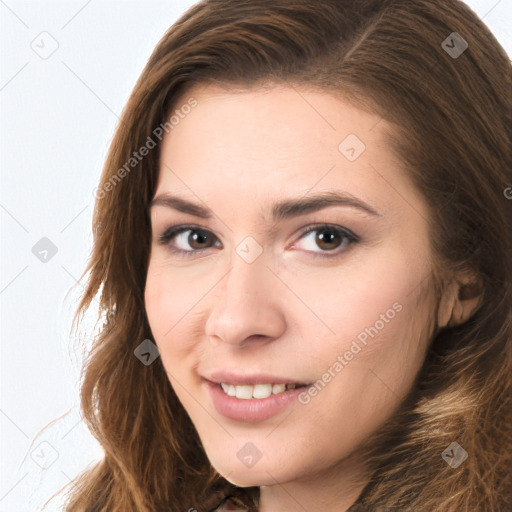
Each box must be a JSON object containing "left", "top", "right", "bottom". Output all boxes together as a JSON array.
[{"left": 203, "top": 370, "right": 312, "bottom": 386}]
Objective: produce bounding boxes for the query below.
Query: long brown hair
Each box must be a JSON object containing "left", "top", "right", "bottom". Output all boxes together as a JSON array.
[{"left": 59, "top": 0, "right": 511, "bottom": 510}]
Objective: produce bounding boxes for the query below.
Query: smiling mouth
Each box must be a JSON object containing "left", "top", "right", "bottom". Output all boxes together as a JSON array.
[{"left": 219, "top": 382, "right": 310, "bottom": 399}]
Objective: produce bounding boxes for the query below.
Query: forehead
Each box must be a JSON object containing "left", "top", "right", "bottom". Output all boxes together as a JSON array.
[
  {"left": 167, "top": 82, "right": 386, "bottom": 148},
  {"left": 155, "top": 83, "right": 427, "bottom": 224}
]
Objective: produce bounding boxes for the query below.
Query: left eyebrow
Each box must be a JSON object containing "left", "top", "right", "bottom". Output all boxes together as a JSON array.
[
  {"left": 269, "top": 191, "right": 382, "bottom": 221},
  {"left": 148, "top": 190, "right": 382, "bottom": 221}
]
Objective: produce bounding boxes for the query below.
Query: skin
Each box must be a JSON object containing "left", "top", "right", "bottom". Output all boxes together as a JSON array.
[{"left": 144, "top": 84, "right": 472, "bottom": 511}]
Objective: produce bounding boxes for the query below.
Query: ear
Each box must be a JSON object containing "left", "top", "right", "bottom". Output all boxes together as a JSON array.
[{"left": 436, "top": 270, "right": 483, "bottom": 329}]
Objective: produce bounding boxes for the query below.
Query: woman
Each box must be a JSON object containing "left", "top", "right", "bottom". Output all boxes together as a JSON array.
[{"left": 62, "top": 0, "right": 511, "bottom": 510}]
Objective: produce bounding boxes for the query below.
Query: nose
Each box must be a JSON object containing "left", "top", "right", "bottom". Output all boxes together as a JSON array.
[{"left": 204, "top": 248, "right": 286, "bottom": 348}]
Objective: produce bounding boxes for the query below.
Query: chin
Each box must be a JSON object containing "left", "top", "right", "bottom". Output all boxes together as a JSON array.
[
  {"left": 217, "top": 469, "right": 275, "bottom": 488},
  {"left": 209, "top": 454, "right": 299, "bottom": 488}
]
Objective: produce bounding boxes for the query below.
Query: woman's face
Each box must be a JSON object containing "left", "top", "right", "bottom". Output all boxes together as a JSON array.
[{"left": 144, "top": 84, "right": 438, "bottom": 489}]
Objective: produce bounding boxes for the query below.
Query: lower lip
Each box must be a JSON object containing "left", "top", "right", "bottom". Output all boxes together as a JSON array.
[{"left": 204, "top": 379, "right": 310, "bottom": 422}]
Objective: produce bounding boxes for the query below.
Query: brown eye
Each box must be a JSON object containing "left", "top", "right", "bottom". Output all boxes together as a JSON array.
[
  {"left": 158, "top": 223, "right": 358, "bottom": 259},
  {"left": 294, "top": 224, "right": 359, "bottom": 257},
  {"left": 187, "top": 229, "right": 215, "bottom": 249},
  {"left": 159, "top": 226, "right": 221, "bottom": 255},
  {"left": 315, "top": 228, "right": 343, "bottom": 250}
]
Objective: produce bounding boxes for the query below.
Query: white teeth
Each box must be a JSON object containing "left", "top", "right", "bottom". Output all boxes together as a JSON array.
[
  {"left": 253, "top": 384, "right": 273, "bottom": 399},
  {"left": 272, "top": 383, "right": 286, "bottom": 394},
  {"left": 219, "top": 382, "right": 301, "bottom": 399},
  {"left": 235, "top": 385, "right": 253, "bottom": 400}
]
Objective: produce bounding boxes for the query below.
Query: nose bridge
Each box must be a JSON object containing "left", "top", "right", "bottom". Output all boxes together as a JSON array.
[
  {"left": 220, "top": 230, "right": 273, "bottom": 298},
  {"left": 205, "top": 242, "right": 284, "bottom": 346},
  {"left": 228, "top": 238, "right": 267, "bottom": 293},
  {"left": 216, "top": 244, "right": 269, "bottom": 319}
]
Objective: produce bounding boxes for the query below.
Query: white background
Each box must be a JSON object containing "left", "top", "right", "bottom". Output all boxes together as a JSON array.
[{"left": 1, "top": 1, "right": 511, "bottom": 510}]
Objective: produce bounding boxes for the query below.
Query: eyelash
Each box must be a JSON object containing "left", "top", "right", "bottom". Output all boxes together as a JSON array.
[{"left": 157, "top": 223, "right": 360, "bottom": 260}]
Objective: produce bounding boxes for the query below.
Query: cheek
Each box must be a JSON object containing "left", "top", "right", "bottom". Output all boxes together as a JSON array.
[
  {"left": 293, "top": 252, "right": 425, "bottom": 343},
  {"left": 144, "top": 260, "right": 210, "bottom": 375},
  {"left": 145, "top": 263, "right": 171, "bottom": 338},
  {"left": 145, "top": 259, "right": 195, "bottom": 336},
  {"left": 145, "top": 263, "right": 183, "bottom": 358},
  {"left": 290, "top": 250, "right": 433, "bottom": 404}
]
